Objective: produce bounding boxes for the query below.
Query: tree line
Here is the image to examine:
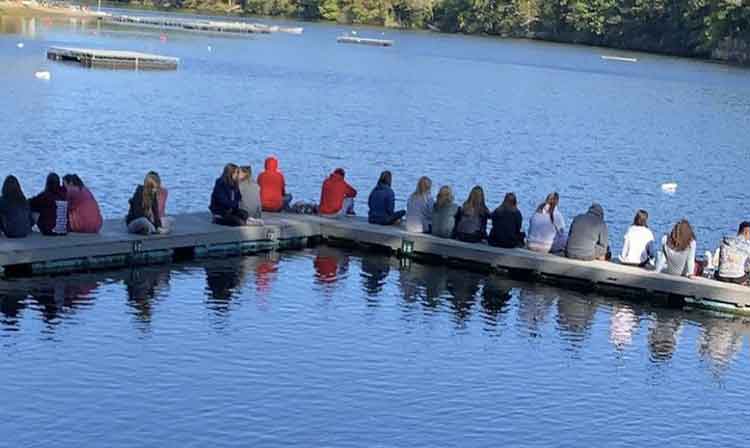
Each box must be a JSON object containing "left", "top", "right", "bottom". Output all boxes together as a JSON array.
[{"left": 120, "top": 0, "right": 750, "bottom": 63}]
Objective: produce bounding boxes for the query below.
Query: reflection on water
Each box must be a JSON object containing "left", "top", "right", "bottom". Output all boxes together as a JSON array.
[
  {"left": 647, "top": 311, "right": 683, "bottom": 363},
  {"left": 0, "top": 249, "right": 747, "bottom": 374},
  {"left": 1, "top": 249, "right": 750, "bottom": 446},
  {"left": 125, "top": 267, "right": 170, "bottom": 327}
]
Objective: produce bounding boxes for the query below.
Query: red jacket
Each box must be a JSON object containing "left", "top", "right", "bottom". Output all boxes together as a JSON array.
[
  {"left": 257, "top": 157, "right": 285, "bottom": 212},
  {"left": 319, "top": 172, "right": 357, "bottom": 215}
]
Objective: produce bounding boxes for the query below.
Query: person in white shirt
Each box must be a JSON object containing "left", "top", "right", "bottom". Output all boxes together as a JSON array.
[
  {"left": 405, "top": 176, "right": 434, "bottom": 233},
  {"left": 618, "top": 209, "right": 655, "bottom": 266},
  {"left": 527, "top": 192, "right": 566, "bottom": 253}
]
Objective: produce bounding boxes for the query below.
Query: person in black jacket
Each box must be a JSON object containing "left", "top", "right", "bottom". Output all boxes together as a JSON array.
[
  {"left": 29, "top": 172, "right": 68, "bottom": 236},
  {"left": 489, "top": 192, "right": 525, "bottom": 248},
  {"left": 0, "top": 175, "right": 33, "bottom": 238},
  {"left": 126, "top": 172, "right": 164, "bottom": 235},
  {"left": 210, "top": 163, "right": 249, "bottom": 227}
]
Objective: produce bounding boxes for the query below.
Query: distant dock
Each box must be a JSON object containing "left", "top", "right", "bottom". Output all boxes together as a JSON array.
[
  {"left": 337, "top": 35, "right": 394, "bottom": 47},
  {"left": 103, "top": 14, "right": 303, "bottom": 36},
  {"left": 47, "top": 47, "right": 179, "bottom": 70},
  {"left": 0, "top": 212, "right": 749, "bottom": 316}
]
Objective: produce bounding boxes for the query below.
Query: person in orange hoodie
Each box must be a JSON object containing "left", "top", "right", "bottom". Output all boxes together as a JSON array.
[
  {"left": 319, "top": 168, "right": 357, "bottom": 217},
  {"left": 257, "top": 157, "right": 292, "bottom": 212}
]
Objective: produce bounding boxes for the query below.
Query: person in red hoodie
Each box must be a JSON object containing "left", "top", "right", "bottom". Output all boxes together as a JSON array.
[
  {"left": 319, "top": 168, "right": 357, "bottom": 217},
  {"left": 257, "top": 157, "right": 292, "bottom": 212}
]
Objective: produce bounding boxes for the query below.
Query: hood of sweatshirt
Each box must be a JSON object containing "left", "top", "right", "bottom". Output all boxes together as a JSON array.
[
  {"left": 587, "top": 203, "right": 604, "bottom": 219},
  {"left": 329, "top": 171, "right": 345, "bottom": 182},
  {"left": 265, "top": 157, "right": 279, "bottom": 172}
]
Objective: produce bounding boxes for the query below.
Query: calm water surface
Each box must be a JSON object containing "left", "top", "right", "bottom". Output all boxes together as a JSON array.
[
  {"left": 1, "top": 249, "right": 750, "bottom": 446},
  {"left": 2, "top": 12, "right": 750, "bottom": 446}
]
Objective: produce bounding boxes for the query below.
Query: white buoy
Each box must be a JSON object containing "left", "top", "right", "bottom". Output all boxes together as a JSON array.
[
  {"left": 661, "top": 182, "right": 678, "bottom": 193},
  {"left": 17, "top": 42, "right": 24, "bottom": 48},
  {"left": 351, "top": 30, "right": 357, "bottom": 35},
  {"left": 34, "top": 71, "right": 51, "bottom": 80},
  {"left": 207, "top": 45, "right": 212, "bottom": 52}
]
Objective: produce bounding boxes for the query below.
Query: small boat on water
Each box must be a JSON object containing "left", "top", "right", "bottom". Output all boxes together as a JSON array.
[{"left": 337, "top": 35, "right": 394, "bottom": 47}]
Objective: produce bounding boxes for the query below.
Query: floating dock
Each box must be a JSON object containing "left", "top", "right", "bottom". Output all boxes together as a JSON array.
[
  {"left": 103, "top": 14, "right": 303, "bottom": 35},
  {"left": 337, "top": 35, "right": 394, "bottom": 47},
  {"left": 47, "top": 46, "right": 179, "bottom": 70},
  {"left": 0, "top": 213, "right": 748, "bottom": 315}
]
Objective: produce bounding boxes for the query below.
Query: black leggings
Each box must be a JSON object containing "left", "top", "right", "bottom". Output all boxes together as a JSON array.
[{"left": 214, "top": 209, "right": 249, "bottom": 227}]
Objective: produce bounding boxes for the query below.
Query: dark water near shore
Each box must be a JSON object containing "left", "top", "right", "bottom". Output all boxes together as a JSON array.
[{"left": 2, "top": 12, "right": 750, "bottom": 446}]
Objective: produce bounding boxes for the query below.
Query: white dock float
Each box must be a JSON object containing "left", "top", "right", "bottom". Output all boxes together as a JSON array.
[
  {"left": 47, "top": 46, "right": 179, "bottom": 70},
  {"left": 337, "top": 35, "right": 394, "bottom": 47},
  {"left": 0, "top": 212, "right": 748, "bottom": 314}
]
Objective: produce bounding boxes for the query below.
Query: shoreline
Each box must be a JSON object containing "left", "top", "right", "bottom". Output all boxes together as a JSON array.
[
  {"left": 0, "top": 1, "right": 103, "bottom": 18},
  {"left": 2, "top": 2, "right": 747, "bottom": 67}
]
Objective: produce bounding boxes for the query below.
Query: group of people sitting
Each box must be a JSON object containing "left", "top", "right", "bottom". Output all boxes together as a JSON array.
[
  {"left": 361, "top": 172, "right": 749, "bottom": 286},
  {"left": 3, "top": 162, "right": 748, "bottom": 286},
  {"left": 0, "top": 172, "right": 103, "bottom": 238}
]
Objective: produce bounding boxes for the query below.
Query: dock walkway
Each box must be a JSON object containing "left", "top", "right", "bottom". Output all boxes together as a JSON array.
[
  {"left": 103, "top": 14, "right": 303, "bottom": 35},
  {"left": 0, "top": 212, "right": 747, "bottom": 314}
]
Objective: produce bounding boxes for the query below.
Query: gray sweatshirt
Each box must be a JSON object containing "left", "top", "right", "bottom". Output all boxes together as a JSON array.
[
  {"left": 565, "top": 203, "right": 608, "bottom": 260},
  {"left": 431, "top": 202, "right": 459, "bottom": 238},
  {"left": 238, "top": 179, "right": 262, "bottom": 219},
  {"left": 655, "top": 235, "right": 696, "bottom": 277}
]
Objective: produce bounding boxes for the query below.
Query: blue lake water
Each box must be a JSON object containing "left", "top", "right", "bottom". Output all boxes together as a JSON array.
[{"left": 1, "top": 11, "right": 750, "bottom": 447}]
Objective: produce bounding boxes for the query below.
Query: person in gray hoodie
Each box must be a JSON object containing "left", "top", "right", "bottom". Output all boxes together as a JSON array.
[
  {"left": 238, "top": 165, "right": 262, "bottom": 221},
  {"left": 565, "top": 203, "right": 609, "bottom": 261}
]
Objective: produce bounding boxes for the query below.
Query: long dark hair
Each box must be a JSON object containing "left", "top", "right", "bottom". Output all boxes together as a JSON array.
[
  {"left": 45, "top": 172, "right": 62, "bottom": 194},
  {"left": 2, "top": 175, "right": 27, "bottom": 205},
  {"left": 377, "top": 170, "right": 392, "bottom": 187},
  {"left": 632, "top": 209, "right": 648, "bottom": 227},
  {"left": 222, "top": 163, "right": 238, "bottom": 186},
  {"left": 667, "top": 219, "right": 695, "bottom": 252},
  {"left": 62, "top": 174, "right": 85, "bottom": 188},
  {"left": 500, "top": 192, "right": 517, "bottom": 211},
  {"left": 536, "top": 192, "right": 559, "bottom": 224}
]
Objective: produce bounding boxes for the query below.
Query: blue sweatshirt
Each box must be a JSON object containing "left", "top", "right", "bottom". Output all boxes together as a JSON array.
[
  {"left": 210, "top": 178, "right": 240, "bottom": 216},
  {"left": 368, "top": 182, "right": 395, "bottom": 224}
]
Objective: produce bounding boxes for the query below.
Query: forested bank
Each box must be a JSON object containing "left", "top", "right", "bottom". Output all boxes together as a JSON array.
[{"left": 116, "top": 0, "right": 750, "bottom": 64}]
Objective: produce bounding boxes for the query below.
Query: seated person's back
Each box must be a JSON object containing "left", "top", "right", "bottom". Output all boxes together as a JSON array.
[
  {"left": 565, "top": 203, "right": 609, "bottom": 261},
  {"left": 716, "top": 221, "right": 750, "bottom": 283},
  {"left": 258, "top": 157, "right": 285, "bottom": 212}
]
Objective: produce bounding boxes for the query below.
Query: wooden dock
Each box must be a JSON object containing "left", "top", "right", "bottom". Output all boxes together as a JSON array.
[
  {"left": 337, "top": 35, "right": 394, "bottom": 47},
  {"left": 103, "top": 14, "right": 303, "bottom": 35},
  {"left": 0, "top": 212, "right": 748, "bottom": 315},
  {"left": 47, "top": 47, "right": 179, "bottom": 70}
]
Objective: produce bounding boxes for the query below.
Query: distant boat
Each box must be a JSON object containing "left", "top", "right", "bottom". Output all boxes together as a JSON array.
[
  {"left": 601, "top": 55, "right": 638, "bottom": 63},
  {"left": 661, "top": 182, "right": 678, "bottom": 193},
  {"left": 34, "top": 70, "right": 51, "bottom": 80}
]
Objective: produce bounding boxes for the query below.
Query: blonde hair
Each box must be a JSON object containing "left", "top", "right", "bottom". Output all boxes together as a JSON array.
[
  {"left": 239, "top": 165, "right": 252, "bottom": 181},
  {"left": 435, "top": 186, "right": 454, "bottom": 209},
  {"left": 413, "top": 176, "right": 432, "bottom": 196},
  {"left": 142, "top": 172, "right": 161, "bottom": 218},
  {"left": 462, "top": 185, "right": 488, "bottom": 216}
]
